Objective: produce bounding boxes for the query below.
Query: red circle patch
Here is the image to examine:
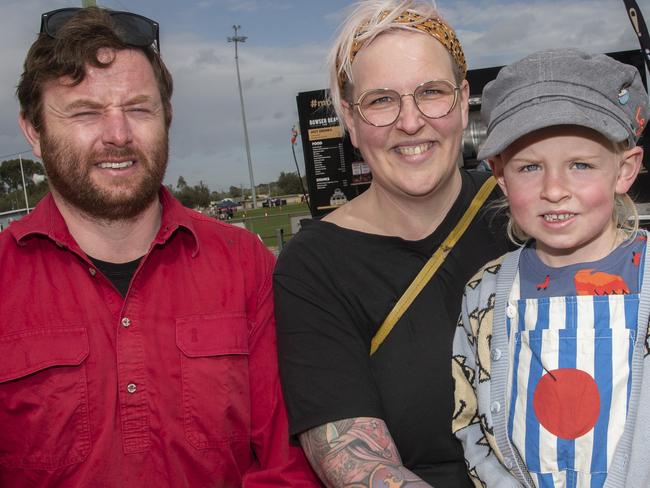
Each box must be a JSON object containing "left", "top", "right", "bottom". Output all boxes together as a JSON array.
[{"left": 533, "top": 368, "right": 600, "bottom": 440}]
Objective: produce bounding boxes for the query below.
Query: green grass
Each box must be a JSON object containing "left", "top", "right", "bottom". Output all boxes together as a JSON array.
[{"left": 230, "top": 203, "right": 311, "bottom": 248}]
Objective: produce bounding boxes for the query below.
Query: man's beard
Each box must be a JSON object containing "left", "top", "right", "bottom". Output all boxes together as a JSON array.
[{"left": 40, "top": 131, "right": 168, "bottom": 222}]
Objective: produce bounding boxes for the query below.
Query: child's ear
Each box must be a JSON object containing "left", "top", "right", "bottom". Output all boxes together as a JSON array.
[
  {"left": 488, "top": 157, "right": 508, "bottom": 197},
  {"left": 616, "top": 145, "right": 643, "bottom": 194}
]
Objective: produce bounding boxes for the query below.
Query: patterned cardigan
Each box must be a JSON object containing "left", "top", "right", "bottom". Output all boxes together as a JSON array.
[{"left": 451, "top": 235, "right": 650, "bottom": 488}]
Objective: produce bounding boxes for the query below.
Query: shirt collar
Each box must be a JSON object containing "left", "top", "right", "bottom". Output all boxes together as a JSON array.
[
  {"left": 154, "top": 186, "right": 200, "bottom": 257},
  {"left": 10, "top": 186, "right": 200, "bottom": 257}
]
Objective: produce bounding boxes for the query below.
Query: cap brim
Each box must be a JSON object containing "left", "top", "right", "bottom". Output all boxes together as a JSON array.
[{"left": 477, "top": 99, "right": 629, "bottom": 160}]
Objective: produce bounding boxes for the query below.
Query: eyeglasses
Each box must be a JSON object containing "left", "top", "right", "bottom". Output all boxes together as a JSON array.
[
  {"left": 40, "top": 8, "right": 160, "bottom": 52},
  {"left": 351, "top": 80, "right": 460, "bottom": 127}
]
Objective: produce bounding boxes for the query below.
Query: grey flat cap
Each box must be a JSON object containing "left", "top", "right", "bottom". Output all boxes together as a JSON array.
[{"left": 478, "top": 48, "right": 649, "bottom": 159}]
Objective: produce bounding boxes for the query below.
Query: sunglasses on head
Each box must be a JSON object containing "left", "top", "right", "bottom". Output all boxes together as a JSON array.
[{"left": 40, "top": 8, "right": 160, "bottom": 52}]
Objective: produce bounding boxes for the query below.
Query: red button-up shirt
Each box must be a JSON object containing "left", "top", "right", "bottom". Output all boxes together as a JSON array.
[{"left": 0, "top": 189, "right": 320, "bottom": 487}]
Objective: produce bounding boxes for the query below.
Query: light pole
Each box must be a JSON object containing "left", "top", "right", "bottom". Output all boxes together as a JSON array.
[{"left": 228, "top": 25, "right": 257, "bottom": 209}]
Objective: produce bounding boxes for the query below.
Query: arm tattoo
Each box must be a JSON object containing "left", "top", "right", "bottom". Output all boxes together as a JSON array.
[{"left": 299, "top": 417, "right": 432, "bottom": 487}]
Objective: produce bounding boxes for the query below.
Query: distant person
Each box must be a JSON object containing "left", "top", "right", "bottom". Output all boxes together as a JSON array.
[
  {"left": 0, "top": 7, "right": 319, "bottom": 487},
  {"left": 274, "top": 1, "right": 509, "bottom": 486},
  {"left": 453, "top": 49, "right": 649, "bottom": 487}
]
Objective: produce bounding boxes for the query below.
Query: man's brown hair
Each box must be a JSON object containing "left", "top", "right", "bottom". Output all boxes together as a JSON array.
[{"left": 17, "top": 7, "right": 173, "bottom": 130}]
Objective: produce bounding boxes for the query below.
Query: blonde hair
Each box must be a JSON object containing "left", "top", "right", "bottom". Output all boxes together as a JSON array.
[
  {"left": 327, "top": 0, "right": 464, "bottom": 132},
  {"left": 500, "top": 139, "right": 640, "bottom": 246}
]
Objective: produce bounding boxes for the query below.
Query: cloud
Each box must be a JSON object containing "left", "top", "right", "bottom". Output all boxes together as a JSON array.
[
  {"left": 0, "top": 1, "right": 50, "bottom": 160},
  {"left": 444, "top": 0, "right": 640, "bottom": 68},
  {"left": 163, "top": 33, "right": 329, "bottom": 190},
  {"left": 221, "top": 0, "right": 293, "bottom": 13},
  {"left": 193, "top": 49, "right": 222, "bottom": 67},
  {"left": 226, "top": 1, "right": 260, "bottom": 13}
]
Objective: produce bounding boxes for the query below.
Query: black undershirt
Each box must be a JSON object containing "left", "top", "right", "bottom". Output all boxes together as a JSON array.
[{"left": 89, "top": 256, "right": 142, "bottom": 297}]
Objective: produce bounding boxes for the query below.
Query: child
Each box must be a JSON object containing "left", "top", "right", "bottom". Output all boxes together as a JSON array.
[{"left": 451, "top": 48, "right": 650, "bottom": 488}]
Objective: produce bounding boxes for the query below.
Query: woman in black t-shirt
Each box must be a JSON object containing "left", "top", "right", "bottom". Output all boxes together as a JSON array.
[{"left": 274, "top": 1, "right": 509, "bottom": 486}]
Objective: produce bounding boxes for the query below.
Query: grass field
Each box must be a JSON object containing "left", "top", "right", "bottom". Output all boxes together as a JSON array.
[{"left": 229, "top": 203, "right": 311, "bottom": 249}]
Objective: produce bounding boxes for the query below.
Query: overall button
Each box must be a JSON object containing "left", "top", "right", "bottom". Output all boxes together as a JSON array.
[
  {"left": 121, "top": 317, "right": 131, "bottom": 328},
  {"left": 490, "top": 401, "right": 501, "bottom": 413},
  {"left": 88, "top": 267, "right": 97, "bottom": 277},
  {"left": 506, "top": 305, "right": 517, "bottom": 318},
  {"left": 127, "top": 383, "right": 137, "bottom": 394},
  {"left": 491, "top": 348, "right": 502, "bottom": 361}
]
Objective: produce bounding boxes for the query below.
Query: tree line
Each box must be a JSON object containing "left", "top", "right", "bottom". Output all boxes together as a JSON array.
[
  {"left": 0, "top": 158, "right": 307, "bottom": 213},
  {"left": 168, "top": 171, "right": 305, "bottom": 209},
  {"left": 0, "top": 158, "right": 49, "bottom": 213}
]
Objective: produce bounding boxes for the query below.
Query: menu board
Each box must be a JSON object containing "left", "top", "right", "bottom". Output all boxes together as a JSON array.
[{"left": 296, "top": 90, "right": 371, "bottom": 218}]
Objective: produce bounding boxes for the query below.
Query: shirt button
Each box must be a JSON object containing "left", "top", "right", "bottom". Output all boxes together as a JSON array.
[
  {"left": 491, "top": 401, "right": 501, "bottom": 413},
  {"left": 504, "top": 457, "right": 514, "bottom": 469},
  {"left": 127, "top": 383, "right": 137, "bottom": 394},
  {"left": 506, "top": 305, "right": 517, "bottom": 318},
  {"left": 491, "top": 348, "right": 502, "bottom": 361},
  {"left": 121, "top": 317, "right": 131, "bottom": 328},
  {"left": 88, "top": 267, "right": 97, "bottom": 276}
]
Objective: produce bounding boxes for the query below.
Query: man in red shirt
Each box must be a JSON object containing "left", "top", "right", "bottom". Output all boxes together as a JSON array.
[{"left": 0, "top": 7, "right": 320, "bottom": 487}]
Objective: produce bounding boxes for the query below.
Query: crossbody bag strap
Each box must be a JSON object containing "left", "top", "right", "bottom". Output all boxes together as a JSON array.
[{"left": 369, "top": 176, "right": 498, "bottom": 356}]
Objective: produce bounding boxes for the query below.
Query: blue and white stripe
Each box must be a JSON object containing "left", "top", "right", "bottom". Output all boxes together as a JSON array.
[{"left": 506, "top": 289, "right": 638, "bottom": 488}]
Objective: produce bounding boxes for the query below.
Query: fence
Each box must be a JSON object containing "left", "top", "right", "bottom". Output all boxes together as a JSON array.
[{"left": 231, "top": 211, "right": 311, "bottom": 250}]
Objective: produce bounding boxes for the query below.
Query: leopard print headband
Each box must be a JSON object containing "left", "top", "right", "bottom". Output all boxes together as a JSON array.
[{"left": 339, "top": 10, "right": 467, "bottom": 90}]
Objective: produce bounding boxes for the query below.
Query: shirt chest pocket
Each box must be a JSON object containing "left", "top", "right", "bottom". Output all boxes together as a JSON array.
[
  {"left": 0, "top": 327, "right": 91, "bottom": 470},
  {"left": 176, "top": 314, "right": 251, "bottom": 449}
]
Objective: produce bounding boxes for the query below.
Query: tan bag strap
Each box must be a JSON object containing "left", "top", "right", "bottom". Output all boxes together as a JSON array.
[{"left": 370, "top": 176, "right": 497, "bottom": 356}]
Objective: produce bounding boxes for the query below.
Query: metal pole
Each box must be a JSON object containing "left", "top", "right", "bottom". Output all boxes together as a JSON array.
[
  {"left": 228, "top": 25, "right": 257, "bottom": 209},
  {"left": 275, "top": 228, "right": 285, "bottom": 251},
  {"left": 18, "top": 154, "right": 30, "bottom": 213}
]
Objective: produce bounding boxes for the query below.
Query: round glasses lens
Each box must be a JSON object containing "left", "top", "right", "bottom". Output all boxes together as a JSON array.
[
  {"left": 414, "top": 81, "right": 456, "bottom": 119},
  {"left": 359, "top": 90, "right": 401, "bottom": 126}
]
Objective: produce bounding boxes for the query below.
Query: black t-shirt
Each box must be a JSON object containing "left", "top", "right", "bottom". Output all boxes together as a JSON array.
[
  {"left": 273, "top": 170, "right": 510, "bottom": 487},
  {"left": 90, "top": 256, "right": 142, "bottom": 297}
]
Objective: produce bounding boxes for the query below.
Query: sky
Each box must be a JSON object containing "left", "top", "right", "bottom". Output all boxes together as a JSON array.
[{"left": 1, "top": 0, "right": 648, "bottom": 192}]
